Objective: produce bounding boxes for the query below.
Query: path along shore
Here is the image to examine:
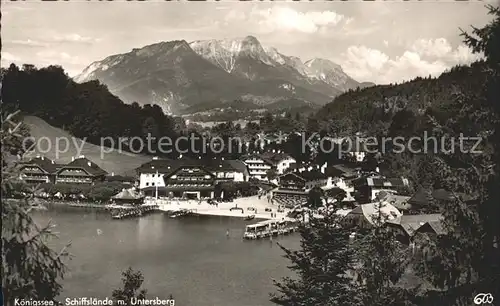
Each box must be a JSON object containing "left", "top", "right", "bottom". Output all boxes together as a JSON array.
[{"left": 149, "top": 195, "right": 289, "bottom": 220}]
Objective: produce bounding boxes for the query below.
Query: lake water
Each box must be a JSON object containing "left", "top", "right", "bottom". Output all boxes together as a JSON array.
[{"left": 32, "top": 206, "right": 300, "bottom": 306}]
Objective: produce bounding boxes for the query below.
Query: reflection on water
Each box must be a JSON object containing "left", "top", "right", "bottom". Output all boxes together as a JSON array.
[{"left": 31, "top": 206, "right": 299, "bottom": 306}]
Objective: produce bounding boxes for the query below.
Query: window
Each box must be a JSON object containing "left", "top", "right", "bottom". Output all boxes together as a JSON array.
[
  {"left": 146, "top": 182, "right": 150, "bottom": 186},
  {"left": 152, "top": 182, "right": 155, "bottom": 186}
]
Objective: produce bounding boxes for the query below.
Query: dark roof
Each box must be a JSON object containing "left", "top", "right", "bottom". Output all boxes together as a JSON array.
[
  {"left": 21, "top": 157, "right": 60, "bottom": 173},
  {"left": 354, "top": 177, "right": 409, "bottom": 188},
  {"left": 163, "top": 164, "right": 215, "bottom": 180},
  {"left": 135, "top": 158, "right": 187, "bottom": 174},
  {"left": 105, "top": 175, "right": 136, "bottom": 183},
  {"left": 408, "top": 188, "right": 464, "bottom": 206},
  {"left": 260, "top": 152, "right": 294, "bottom": 164},
  {"left": 136, "top": 158, "right": 247, "bottom": 175},
  {"left": 386, "top": 214, "right": 443, "bottom": 236},
  {"left": 224, "top": 160, "right": 249, "bottom": 175},
  {"left": 325, "top": 164, "right": 358, "bottom": 178},
  {"left": 427, "top": 220, "right": 447, "bottom": 235},
  {"left": 279, "top": 172, "right": 306, "bottom": 182},
  {"left": 58, "top": 157, "right": 107, "bottom": 176},
  {"left": 202, "top": 159, "right": 243, "bottom": 173},
  {"left": 296, "top": 170, "right": 327, "bottom": 181}
]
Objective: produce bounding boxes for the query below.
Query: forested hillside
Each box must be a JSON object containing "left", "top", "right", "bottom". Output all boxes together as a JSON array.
[
  {"left": 1, "top": 64, "right": 183, "bottom": 156},
  {"left": 315, "top": 62, "right": 488, "bottom": 136}
]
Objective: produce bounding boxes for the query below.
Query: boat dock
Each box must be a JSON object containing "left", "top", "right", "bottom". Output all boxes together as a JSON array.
[
  {"left": 243, "top": 218, "right": 299, "bottom": 240},
  {"left": 111, "top": 205, "right": 160, "bottom": 220},
  {"left": 68, "top": 203, "right": 110, "bottom": 209}
]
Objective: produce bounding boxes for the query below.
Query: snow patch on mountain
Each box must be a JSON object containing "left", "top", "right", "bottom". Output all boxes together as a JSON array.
[{"left": 190, "top": 36, "right": 276, "bottom": 73}]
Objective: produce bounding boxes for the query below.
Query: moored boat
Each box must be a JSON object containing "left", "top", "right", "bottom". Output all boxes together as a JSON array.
[{"left": 244, "top": 215, "right": 255, "bottom": 221}]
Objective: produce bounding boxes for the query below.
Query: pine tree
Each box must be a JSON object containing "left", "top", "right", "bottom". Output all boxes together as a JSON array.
[
  {"left": 353, "top": 197, "right": 414, "bottom": 306},
  {"left": 1, "top": 111, "right": 70, "bottom": 305},
  {"left": 111, "top": 267, "right": 148, "bottom": 305},
  {"left": 271, "top": 211, "right": 359, "bottom": 306},
  {"left": 414, "top": 5, "right": 500, "bottom": 305}
]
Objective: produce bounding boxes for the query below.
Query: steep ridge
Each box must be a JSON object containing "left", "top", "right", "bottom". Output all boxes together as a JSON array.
[{"left": 75, "top": 36, "right": 370, "bottom": 114}]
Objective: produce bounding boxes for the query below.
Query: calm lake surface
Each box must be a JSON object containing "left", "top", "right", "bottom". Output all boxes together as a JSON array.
[{"left": 32, "top": 206, "right": 300, "bottom": 306}]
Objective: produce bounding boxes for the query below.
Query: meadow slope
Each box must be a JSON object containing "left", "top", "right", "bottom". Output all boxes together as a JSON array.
[{"left": 23, "top": 116, "right": 151, "bottom": 175}]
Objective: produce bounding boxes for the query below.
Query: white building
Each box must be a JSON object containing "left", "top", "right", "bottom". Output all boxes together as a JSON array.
[
  {"left": 137, "top": 157, "right": 249, "bottom": 189},
  {"left": 241, "top": 154, "right": 272, "bottom": 180}
]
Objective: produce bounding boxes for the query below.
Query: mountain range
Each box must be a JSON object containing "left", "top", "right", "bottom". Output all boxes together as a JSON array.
[{"left": 74, "top": 36, "right": 374, "bottom": 115}]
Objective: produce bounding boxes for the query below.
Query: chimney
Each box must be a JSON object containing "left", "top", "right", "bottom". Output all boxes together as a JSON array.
[
  {"left": 179, "top": 154, "right": 183, "bottom": 159},
  {"left": 87, "top": 162, "right": 92, "bottom": 167},
  {"left": 79, "top": 155, "right": 85, "bottom": 159},
  {"left": 376, "top": 166, "right": 380, "bottom": 173},
  {"left": 51, "top": 160, "right": 55, "bottom": 164},
  {"left": 41, "top": 156, "right": 44, "bottom": 160},
  {"left": 111, "top": 172, "right": 115, "bottom": 176},
  {"left": 152, "top": 156, "right": 159, "bottom": 160},
  {"left": 71, "top": 156, "right": 75, "bottom": 162},
  {"left": 272, "top": 149, "right": 276, "bottom": 153},
  {"left": 221, "top": 157, "right": 225, "bottom": 160}
]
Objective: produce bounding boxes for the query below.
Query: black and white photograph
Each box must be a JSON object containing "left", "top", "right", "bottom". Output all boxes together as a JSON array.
[{"left": 1, "top": 1, "right": 499, "bottom": 306}]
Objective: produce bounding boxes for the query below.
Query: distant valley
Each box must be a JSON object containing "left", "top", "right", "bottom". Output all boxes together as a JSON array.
[{"left": 74, "top": 36, "right": 374, "bottom": 115}]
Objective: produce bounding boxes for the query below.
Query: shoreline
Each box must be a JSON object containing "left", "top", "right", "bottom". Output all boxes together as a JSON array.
[{"left": 11, "top": 195, "right": 291, "bottom": 221}]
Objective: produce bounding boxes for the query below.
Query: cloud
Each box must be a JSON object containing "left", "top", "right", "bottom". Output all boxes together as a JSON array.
[
  {"left": 1, "top": 52, "right": 22, "bottom": 66},
  {"left": 52, "top": 33, "right": 100, "bottom": 44},
  {"left": 8, "top": 39, "right": 50, "bottom": 48},
  {"left": 252, "top": 7, "right": 346, "bottom": 34},
  {"left": 36, "top": 50, "right": 87, "bottom": 67},
  {"left": 339, "top": 38, "right": 482, "bottom": 84},
  {"left": 410, "top": 38, "right": 482, "bottom": 63},
  {"left": 410, "top": 38, "right": 453, "bottom": 58},
  {"left": 341, "top": 45, "right": 451, "bottom": 84}
]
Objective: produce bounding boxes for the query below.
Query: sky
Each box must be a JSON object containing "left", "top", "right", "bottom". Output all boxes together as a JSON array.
[{"left": 2, "top": 1, "right": 496, "bottom": 84}]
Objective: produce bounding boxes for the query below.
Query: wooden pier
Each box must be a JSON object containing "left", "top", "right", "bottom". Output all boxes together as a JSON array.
[{"left": 111, "top": 205, "right": 160, "bottom": 220}]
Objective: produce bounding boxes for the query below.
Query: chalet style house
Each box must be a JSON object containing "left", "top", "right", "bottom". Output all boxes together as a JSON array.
[
  {"left": 163, "top": 165, "right": 216, "bottom": 199},
  {"left": 241, "top": 151, "right": 296, "bottom": 180},
  {"left": 136, "top": 157, "right": 250, "bottom": 195},
  {"left": 352, "top": 176, "right": 410, "bottom": 204},
  {"left": 259, "top": 151, "right": 296, "bottom": 174},
  {"left": 383, "top": 214, "right": 444, "bottom": 245},
  {"left": 272, "top": 170, "right": 328, "bottom": 208},
  {"left": 18, "top": 155, "right": 107, "bottom": 185},
  {"left": 18, "top": 156, "right": 59, "bottom": 184},
  {"left": 240, "top": 154, "right": 272, "bottom": 180},
  {"left": 55, "top": 156, "right": 107, "bottom": 184}
]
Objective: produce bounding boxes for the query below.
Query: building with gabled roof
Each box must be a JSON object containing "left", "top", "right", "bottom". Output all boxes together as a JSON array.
[
  {"left": 162, "top": 165, "right": 216, "bottom": 199},
  {"left": 353, "top": 176, "right": 410, "bottom": 204},
  {"left": 55, "top": 155, "right": 107, "bottom": 185},
  {"left": 383, "top": 214, "right": 443, "bottom": 244},
  {"left": 137, "top": 156, "right": 250, "bottom": 191},
  {"left": 240, "top": 153, "right": 272, "bottom": 180},
  {"left": 18, "top": 156, "right": 60, "bottom": 184}
]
